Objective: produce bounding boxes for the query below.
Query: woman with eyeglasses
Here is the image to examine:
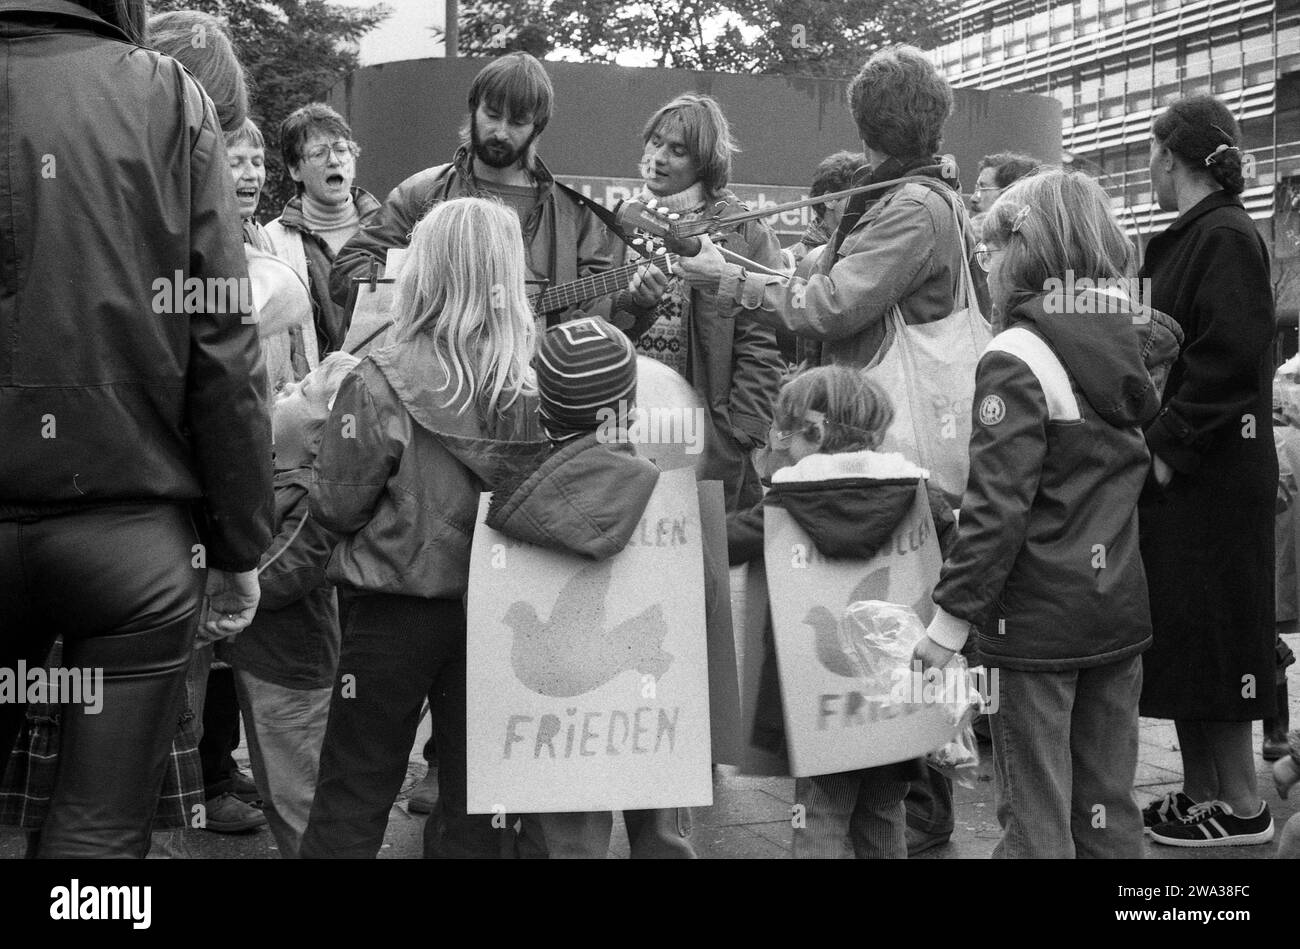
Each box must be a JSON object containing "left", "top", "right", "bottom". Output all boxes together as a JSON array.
[{"left": 265, "top": 103, "right": 382, "bottom": 362}]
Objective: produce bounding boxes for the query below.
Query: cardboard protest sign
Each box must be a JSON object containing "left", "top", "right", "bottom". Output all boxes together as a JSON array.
[
  {"left": 698, "top": 481, "right": 743, "bottom": 765},
  {"left": 764, "top": 481, "right": 955, "bottom": 777},
  {"left": 341, "top": 249, "right": 406, "bottom": 356},
  {"left": 728, "top": 562, "right": 791, "bottom": 776},
  {"left": 466, "top": 467, "right": 713, "bottom": 813}
]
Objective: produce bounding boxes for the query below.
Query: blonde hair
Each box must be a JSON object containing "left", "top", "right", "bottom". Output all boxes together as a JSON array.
[
  {"left": 395, "top": 197, "right": 537, "bottom": 415},
  {"left": 775, "top": 365, "right": 894, "bottom": 453},
  {"left": 316, "top": 351, "right": 360, "bottom": 410},
  {"left": 981, "top": 169, "right": 1135, "bottom": 298}
]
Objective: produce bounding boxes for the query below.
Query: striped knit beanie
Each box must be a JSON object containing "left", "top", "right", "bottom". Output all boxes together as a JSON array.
[{"left": 536, "top": 317, "right": 637, "bottom": 442}]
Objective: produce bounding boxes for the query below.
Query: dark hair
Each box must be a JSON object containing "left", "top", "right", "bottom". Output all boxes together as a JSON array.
[
  {"left": 979, "top": 152, "right": 1041, "bottom": 188},
  {"left": 467, "top": 52, "right": 554, "bottom": 132},
  {"left": 809, "top": 151, "right": 868, "bottom": 218},
  {"left": 775, "top": 366, "right": 894, "bottom": 454},
  {"left": 1152, "top": 94, "right": 1245, "bottom": 196},
  {"left": 280, "top": 103, "right": 355, "bottom": 172},
  {"left": 642, "top": 93, "right": 739, "bottom": 198},
  {"left": 849, "top": 45, "right": 952, "bottom": 160},
  {"left": 147, "top": 11, "right": 248, "bottom": 133},
  {"left": 77, "top": 0, "right": 147, "bottom": 44}
]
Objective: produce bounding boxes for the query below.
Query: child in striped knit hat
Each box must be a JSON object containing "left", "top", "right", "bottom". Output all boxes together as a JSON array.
[
  {"left": 533, "top": 316, "right": 638, "bottom": 446},
  {"left": 486, "top": 316, "right": 697, "bottom": 858}
]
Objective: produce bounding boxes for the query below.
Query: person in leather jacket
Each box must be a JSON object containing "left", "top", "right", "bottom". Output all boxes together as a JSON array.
[{"left": 0, "top": 0, "right": 273, "bottom": 857}]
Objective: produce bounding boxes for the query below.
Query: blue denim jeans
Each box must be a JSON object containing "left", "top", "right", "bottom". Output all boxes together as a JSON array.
[
  {"left": 989, "top": 656, "right": 1144, "bottom": 858},
  {"left": 234, "top": 669, "right": 331, "bottom": 858},
  {"left": 793, "top": 771, "right": 909, "bottom": 859}
]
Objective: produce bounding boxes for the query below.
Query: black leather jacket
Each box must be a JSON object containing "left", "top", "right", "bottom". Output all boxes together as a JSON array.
[{"left": 0, "top": 0, "right": 273, "bottom": 571}]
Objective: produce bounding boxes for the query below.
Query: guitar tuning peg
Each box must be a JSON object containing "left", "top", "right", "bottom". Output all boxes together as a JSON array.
[
  {"left": 667, "top": 212, "right": 680, "bottom": 221},
  {"left": 632, "top": 237, "right": 645, "bottom": 246},
  {"left": 656, "top": 206, "right": 670, "bottom": 216}
]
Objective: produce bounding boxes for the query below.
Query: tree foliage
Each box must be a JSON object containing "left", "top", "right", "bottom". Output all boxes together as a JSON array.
[
  {"left": 150, "top": 0, "right": 390, "bottom": 217},
  {"left": 450, "top": 0, "right": 943, "bottom": 77}
]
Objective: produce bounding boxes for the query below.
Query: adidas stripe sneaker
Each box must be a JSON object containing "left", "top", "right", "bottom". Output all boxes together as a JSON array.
[
  {"left": 1141, "top": 790, "right": 1195, "bottom": 834},
  {"left": 1148, "top": 800, "right": 1274, "bottom": 848}
]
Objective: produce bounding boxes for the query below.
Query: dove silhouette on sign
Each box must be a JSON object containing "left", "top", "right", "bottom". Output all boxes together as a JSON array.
[
  {"left": 504, "top": 559, "right": 673, "bottom": 698},
  {"left": 805, "top": 565, "right": 932, "bottom": 679}
]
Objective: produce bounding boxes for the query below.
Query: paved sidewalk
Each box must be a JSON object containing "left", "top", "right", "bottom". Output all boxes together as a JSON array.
[{"left": 5, "top": 684, "right": 1295, "bottom": 860}]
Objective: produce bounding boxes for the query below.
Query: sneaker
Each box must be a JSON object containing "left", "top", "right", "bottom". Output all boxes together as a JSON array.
[
  {"left": 1141, "top": 790, "right": 1195, "bottom": 834},
  {"left": 407, "top": 766, "right": 439, "bottom": 815},
  {"left": 202, "top": 792, "right": 268, "bottom": 833},
  {"left": 1149, "top": 800, "right": 1274, "bottom": 848}
]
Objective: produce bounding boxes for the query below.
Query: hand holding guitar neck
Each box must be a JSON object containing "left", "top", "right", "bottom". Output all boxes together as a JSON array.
[{"left": 615, "top": 197, "right": 786, "bottom": 277}]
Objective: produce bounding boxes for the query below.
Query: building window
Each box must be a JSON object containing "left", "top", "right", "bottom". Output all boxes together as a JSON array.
[
  {"left": 1102, "top": 4, "right": 1127, "bottom": 29},
  {"left": 1245, "top": 58, "right": 1276, "bottom": 86},
  {"left": 1128, "top": 0, "right": 1154, "bottom": 20}
]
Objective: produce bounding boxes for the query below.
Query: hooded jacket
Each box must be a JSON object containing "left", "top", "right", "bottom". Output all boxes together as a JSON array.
[
  {"left": 929, "top": 290, "right": 1184, "bottom": 670},
  {"left": 224, "top": 467, "right": 340, "bottom": 691},
  {"left": 311, "top": 334, "right": 549, "bottom": 598},
  {"left": 486, "top": 433, "right": 661, "bottom": 559},
  {"left": 725, "top": 450, "right": 956, "bottom": 767},
  {"left": 0, "top": 0, "right": 273, "bottom": 569}
]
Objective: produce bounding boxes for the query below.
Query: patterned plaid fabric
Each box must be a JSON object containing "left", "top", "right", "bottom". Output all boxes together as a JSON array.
[
  {"left": 635, "top": 281, "right": 689, "bottom": 377},
  {"left": 0, "top": 638, "right": 204, "bottom": 831},
  {"left": 631, "top": 184, "right": 704, "bottom": 379}
]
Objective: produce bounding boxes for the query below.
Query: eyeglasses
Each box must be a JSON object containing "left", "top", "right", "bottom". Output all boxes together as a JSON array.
[
  {"left": 304, "top": 141, "right": 359, "bottom": 164},
  {"left": 974, "top": 242, "right": 1002, "bottom": 273},
  {"left": 772, "top": 410, "right": 826, "bottom": 444},
  {"left": 972, "top": 186, "right": 1004, "bottom": 196}
]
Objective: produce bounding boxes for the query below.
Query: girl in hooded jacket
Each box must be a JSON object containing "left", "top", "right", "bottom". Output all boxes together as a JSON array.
[
  {"left": 727, "top": 366, "right": 957, "bottom": 858},
  {"left": 913, "top": 170, "right": 1184, "bottom": 858},
  {"left": 302, "top": 197, "right": 547, "bottom": 859}
]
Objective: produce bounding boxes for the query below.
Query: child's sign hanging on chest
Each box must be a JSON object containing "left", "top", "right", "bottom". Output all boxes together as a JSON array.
[
  {"left": 465, "top": 468, "right": 712, "bottom": 813},
  {"left": 765, "top": 480, "right": 955, "bottom": 777}
]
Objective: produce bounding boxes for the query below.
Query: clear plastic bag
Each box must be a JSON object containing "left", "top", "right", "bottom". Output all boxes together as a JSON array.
[
  {"left": 840, "top": 600, "right": 927, "bottom": 701},
  {"left": 927, "top": 707, "right": 981, "bottom": 789},
  {"left": 842, "top": 600, "right": 983, "bottom": 784}
]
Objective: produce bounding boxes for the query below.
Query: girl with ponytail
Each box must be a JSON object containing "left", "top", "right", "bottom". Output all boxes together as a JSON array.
[{"left": 1139, "top": 94, "right": 1281, "bottom": 848}]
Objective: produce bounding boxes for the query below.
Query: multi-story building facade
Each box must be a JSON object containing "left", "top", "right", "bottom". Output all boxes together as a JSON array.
[{"left": 928, "top": 0, "right": 1300, "bottom": 283}]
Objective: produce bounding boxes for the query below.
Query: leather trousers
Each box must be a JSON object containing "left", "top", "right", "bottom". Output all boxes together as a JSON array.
[{"left": 1, "top": 502, "right": 203, "bottom": 857}]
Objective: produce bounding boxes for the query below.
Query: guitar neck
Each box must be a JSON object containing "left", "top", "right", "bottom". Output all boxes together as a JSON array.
[{"left": 533, "top": 252, "right": 677, "bottom": 315}]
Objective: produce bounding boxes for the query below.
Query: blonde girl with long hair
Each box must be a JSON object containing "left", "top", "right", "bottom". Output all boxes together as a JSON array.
[{"left": 303, "top": 197, "right": 546, "bottom": 859}]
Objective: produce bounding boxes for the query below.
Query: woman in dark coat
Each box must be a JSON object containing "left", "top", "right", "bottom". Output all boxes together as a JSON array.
[{"left": 1139, "top": 95, "right": 1278, "bottom": 847}]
